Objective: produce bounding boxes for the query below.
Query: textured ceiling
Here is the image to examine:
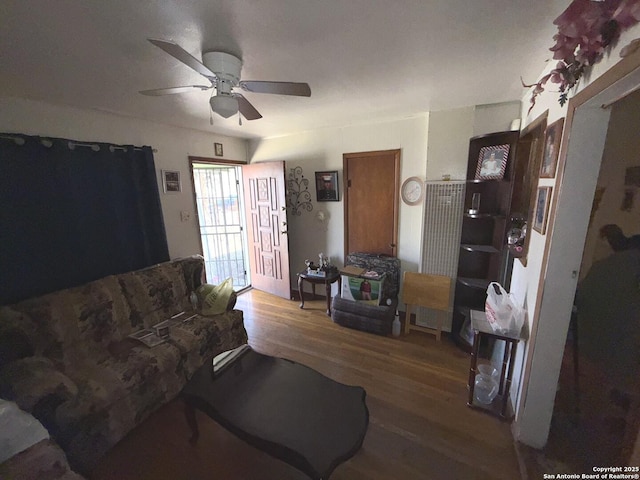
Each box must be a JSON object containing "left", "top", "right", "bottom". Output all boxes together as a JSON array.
[{"left": 0, "top": 0, "right": 568, "bottom": 139}]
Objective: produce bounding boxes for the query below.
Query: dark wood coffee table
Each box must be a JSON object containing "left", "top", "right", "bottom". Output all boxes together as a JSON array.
[{"left": 181, "top": 346, "right": 369, "bottom": 480}]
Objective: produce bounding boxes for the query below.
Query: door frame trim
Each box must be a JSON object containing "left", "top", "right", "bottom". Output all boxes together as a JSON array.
[{"left": 188, "top": 156, "right": 248, "bottom": 287}]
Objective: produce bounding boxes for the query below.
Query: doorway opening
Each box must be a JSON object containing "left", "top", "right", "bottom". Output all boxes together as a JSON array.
[
  {"left": 190, "top": 161, "right": 250, "bottom": 291},
  {"left": 546, "top": 87, "right": 640, "bottom": 470}
]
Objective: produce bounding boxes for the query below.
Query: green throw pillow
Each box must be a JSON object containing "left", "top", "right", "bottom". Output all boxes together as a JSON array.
[{"left": 197, "top": 278, "right": 234, "bottom": 316}]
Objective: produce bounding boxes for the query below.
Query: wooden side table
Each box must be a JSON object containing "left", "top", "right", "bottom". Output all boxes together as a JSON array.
[
  {"left": 467, "top": 309, "right": 524, "bottom": 420},
  {"left": 297, "top": 270, "right": 341, "bottom": 316}
]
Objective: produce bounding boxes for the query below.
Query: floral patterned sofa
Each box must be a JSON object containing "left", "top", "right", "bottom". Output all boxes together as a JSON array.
[{"left": 0, "top": 255, "right": 247, "bottom": 474}]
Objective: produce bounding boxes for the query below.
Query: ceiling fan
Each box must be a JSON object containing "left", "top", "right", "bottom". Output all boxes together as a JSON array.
[{"left": 140, "top": 39, "right": 311, "bottom": 121}]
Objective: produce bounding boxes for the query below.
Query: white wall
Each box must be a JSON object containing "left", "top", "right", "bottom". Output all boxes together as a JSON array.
[
  {"left": 473, "top": 102, "right": 522, "bottom": 138},
  {"left": 511, "top": 25, "right": 640, "bottom": 448},
  {"left": 425, "top": 102, "right": 521, "bottom": 181},
  {"left": 426, "top": 107, "right": 474, "bottom": 181},
  {"left": 0, "top": 97, "right": 248, "bottom": 260},
  {"left": 248, "top": 115, "right": 430, "bottom": 293}
]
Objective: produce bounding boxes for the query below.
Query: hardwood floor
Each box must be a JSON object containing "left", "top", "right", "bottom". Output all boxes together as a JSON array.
[{"left": 91, "top": 289, "right": 522, "bottom": 480}]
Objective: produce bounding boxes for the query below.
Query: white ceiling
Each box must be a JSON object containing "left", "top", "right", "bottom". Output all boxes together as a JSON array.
[{"left": 0, "top": 0, "right": 568, "bottom": 140}]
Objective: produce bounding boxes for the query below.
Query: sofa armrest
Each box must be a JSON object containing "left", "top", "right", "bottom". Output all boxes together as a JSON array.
[
  {"left": 179, "top": 254, "right": 207, "bottom": 293},
  {"left": 0, "top": 329, "right": 34, "bottom": 371},
  {"left": 0, "top": 357, "right": 78, "bottom": 415}
]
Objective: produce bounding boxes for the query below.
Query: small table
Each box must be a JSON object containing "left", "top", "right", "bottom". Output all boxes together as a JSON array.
[
  {"left": 297, "top": 270, "right": 341, "bottom": 316},
  {"left": 467, "top": 309, "right": 524, "bottom": 420}
]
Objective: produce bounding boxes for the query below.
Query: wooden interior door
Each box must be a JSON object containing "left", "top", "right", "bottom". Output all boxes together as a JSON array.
[
  {"left": 242, "top": 161, "right": 291, "bottom": 299},
  {"left": 344, "top": 150, "right": 400, "bottom": 257}
]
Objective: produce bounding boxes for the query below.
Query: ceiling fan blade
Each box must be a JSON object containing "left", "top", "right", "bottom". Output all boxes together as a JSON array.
[
  {"left": 235, "top": 94, "right": 263, "bottom": 120},
  {"left": 139, "top": 85, "right": 212, "bottom": 96},
  {"left": 239, "top": 81, "right": 311, "bottom": 97},
  {"left": 147, "top": 38, "right": 216, "bottom": 79}
]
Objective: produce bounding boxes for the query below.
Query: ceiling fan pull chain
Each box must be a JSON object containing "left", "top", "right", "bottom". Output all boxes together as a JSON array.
[{"left": 239, "top": 114, "right": 242, "bottom": 126}]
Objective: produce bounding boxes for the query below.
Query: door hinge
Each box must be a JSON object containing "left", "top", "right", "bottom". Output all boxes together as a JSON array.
[{"left": 348, "top": 179, "right": 352, "bottom": 187}]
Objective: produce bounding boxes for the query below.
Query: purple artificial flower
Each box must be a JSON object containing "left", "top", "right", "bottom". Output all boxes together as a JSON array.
[
  {"left": 550, "top": 33, "right": 580, "bottom": 60},
  {"left": 612, "top": 0, "right": 640, "bottom": 29},
  {"left": 526, "top": 0, "right": 640, "bottom": 110},
  {"left": 553, "top": 0, "right": 607, "bottom": 39}
]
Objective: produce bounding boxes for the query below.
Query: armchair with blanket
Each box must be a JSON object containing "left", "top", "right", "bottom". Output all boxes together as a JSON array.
[{"left": 331, "top": 252, "right": 401, "bottom": 335}]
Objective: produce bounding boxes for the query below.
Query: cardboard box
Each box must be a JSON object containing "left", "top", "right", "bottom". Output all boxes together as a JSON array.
[
  {"left": 339, "top": 265, "right": 366, "bottom": 276},
  {"left": 340, "top": 273, "right": 385, "bottom": 305}
]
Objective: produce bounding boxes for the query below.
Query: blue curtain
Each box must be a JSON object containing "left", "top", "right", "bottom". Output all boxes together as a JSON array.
[{"left": 0, "top": 133, "right": 170, "bottom": 305}]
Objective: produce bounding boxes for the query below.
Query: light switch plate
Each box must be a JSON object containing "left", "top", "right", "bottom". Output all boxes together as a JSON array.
[{"left": 180, "top": 211, "right": 191, "bottom": 222}]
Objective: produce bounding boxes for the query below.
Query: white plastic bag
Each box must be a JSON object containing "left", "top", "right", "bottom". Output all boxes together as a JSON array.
[{"left": 485, "top": 282, "right": 524, "bottom": 336}]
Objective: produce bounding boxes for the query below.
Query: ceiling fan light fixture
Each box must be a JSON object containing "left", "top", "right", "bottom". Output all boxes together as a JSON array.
[
  {"left": 144, "top": 40, "right": 311, "bottom": 124},
  {"left": 210, "top": 94, "right": 238, "bottom": 118}
]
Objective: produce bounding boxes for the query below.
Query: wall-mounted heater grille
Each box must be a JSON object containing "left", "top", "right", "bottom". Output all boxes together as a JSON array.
[{"left": 416, "top": 181, "right": 465, "bottom": 332}]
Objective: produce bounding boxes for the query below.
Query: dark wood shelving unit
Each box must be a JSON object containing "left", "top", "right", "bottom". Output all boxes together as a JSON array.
[
  {"left": 464, "top": 212, "right": 505, "bottom": 219},
  {"left": 460, "top": 244, "right": 500, "bottom": 253},
  {"left": 457, "top": 277, "right": 491, "bottom": 289},
  {"left": 451, "top": 130, "right": 520, "bottom": 352}
]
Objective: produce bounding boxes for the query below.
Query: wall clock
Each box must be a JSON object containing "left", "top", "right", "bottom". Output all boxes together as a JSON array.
[{"left": 401, "top": 176, "right": 424, "bottom": 205}]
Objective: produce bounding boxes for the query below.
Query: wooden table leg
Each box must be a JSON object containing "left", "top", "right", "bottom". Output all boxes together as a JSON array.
[
  {"left": 403, "top": 304, "right": 412, "bottom": 335},
  {"left": 298, "top": 275, "right": 304, "bottom": 309},
  {"left": 184, "top": 400, "right": 199, "bottom": 444},
  {"left": 325, "top": 279, "right": 331, "bottom": 316},
  {"left": 499, "top": 339, "right": 510, "bottom": 395},
  {"left": 501, "top": 341, "right": 517, "bottom": 418},
  {"left": 467, "top": 331, "right": 480, "bottom": 406}
]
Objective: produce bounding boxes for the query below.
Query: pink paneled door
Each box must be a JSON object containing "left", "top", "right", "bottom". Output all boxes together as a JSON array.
[{"left": 242, "top": 161, "right": 291, "bottom": 299}]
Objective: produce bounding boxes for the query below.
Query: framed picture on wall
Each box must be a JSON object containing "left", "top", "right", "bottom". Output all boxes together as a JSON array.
[
  {"left": 533, "top": 186, "right": 552, "bottom": 234},
  {"left": 214, "top": 142, "right": 224, "bottom": 157},
  {"left": 540, "top": 118, "right": 564, "bottom": 178},
  {"left": 315, "top": 171, "right": 339, "bottom": 201},
  {"left": 162, "top": 169, "right": 181, "bottom": 194},
  {"left": 475, "top": 144, "right": 510, "bottom": 180}
]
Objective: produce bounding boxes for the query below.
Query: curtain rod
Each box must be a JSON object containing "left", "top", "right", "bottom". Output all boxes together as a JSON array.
[{"left": 0, "top": 135, "right": 157, "bottom": 153}]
